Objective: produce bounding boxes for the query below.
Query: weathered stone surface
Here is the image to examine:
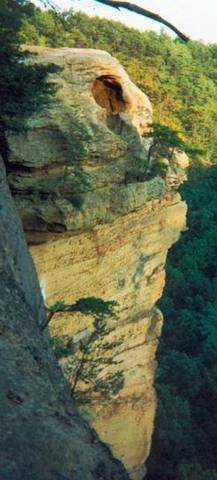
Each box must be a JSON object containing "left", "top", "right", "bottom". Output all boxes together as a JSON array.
[
  {"left": 0, "top": 156, "right": 131, "bottom": 479},
  {"left": 31, "top": 192, "right": 187, "bottom": 479},
  {"left": 7, "top": 47, "right": 160, "bottom": 234},
  {"left": 7, "top": 48, "right": 188, "bottom": 479},
  {"left": 0, "top": 158, "right": 45, "bottom": 327}
]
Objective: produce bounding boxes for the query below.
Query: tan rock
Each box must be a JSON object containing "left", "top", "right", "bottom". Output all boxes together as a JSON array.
[
  {"left": 30, "top": 193, "right": 187, "bottom": 480},
  {"left": 0, "top": 159, "right": 130, "bottom": 480},
  {"left": 7, "top": 47, "right": 188, "bottom": 479},
  {"left": 173, "top": 149, "right": 190, "bottom": 170}
]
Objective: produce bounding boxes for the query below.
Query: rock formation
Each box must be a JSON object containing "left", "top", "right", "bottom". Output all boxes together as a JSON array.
[
  {"left": 7, "top": 47, "right": 188, "bottom": 479},
  {"left": 0, "top": 156, "right": 131, "bottom": 480}
]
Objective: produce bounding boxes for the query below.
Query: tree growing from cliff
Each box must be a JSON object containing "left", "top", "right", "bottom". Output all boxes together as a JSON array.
[
  {"left": 143, "top": 123, "right": 204, "bottom": 178},
  {"left": 143, "top": 123, "right": 184, "bottom": 178},
  {"left": 46, "top": 297, "right": 125, "bottom": 401}
]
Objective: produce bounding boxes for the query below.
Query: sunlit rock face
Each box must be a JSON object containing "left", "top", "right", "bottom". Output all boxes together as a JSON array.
[{"left": 8, "top": 47, "right": 188, "bottom": 480}]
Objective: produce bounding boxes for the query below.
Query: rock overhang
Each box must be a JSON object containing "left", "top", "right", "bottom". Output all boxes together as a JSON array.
[
  {"left": 5, "top": 47, "right": 188, "bottom": 479},
  {"left": 6, "top": 47, "right": 160, "bottom": 235}
]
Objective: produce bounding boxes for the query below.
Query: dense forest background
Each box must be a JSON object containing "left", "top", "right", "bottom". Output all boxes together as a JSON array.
[
  {"left": 2, "top": 2, "right": 217, "bottom": 478},
  {"left": 19, "top": 7, "right": 217, "bottom": 163}
]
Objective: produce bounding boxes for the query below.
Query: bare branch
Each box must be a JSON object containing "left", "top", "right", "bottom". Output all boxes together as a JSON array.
[{"left": 94, "top": 0, "right": 190, "bottom": 42}]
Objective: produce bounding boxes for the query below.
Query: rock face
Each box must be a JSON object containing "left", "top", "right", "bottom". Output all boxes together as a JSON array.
[
  {"left": 7, "top": 47, "right": 188, "bottom": 479},
  {"left": 0, "top": 158, "right": 130, "bottom": 480}
]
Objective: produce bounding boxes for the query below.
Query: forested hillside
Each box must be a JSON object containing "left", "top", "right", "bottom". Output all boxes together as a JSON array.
[
  {"left": 9, "top": 5, "right": 217, "bottom": 479},
  {"left": 147, "top": 166, "right": 217, "bottom": 480},
  {"left": 20, "top": 7, "right": 217, "bottom": 163}
]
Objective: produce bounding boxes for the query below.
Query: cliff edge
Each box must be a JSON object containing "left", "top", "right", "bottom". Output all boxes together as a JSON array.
[{"left": 6, "top": 47, "right": 188, "bottom": 479}]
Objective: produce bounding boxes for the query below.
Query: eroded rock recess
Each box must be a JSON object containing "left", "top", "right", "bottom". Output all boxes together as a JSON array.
[{"left": 7, "top": 47, "right": 188, "bottom": 479}]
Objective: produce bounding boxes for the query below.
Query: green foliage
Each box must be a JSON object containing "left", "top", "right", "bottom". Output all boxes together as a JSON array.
[
  {"left": 47, "top": 296, "right": 117, "bottom": 319},
  {"left": 19, "top": 7, "right": 217, "bottom": 163},
  {"left": 0, "top": 0, "right": 57, "bottom": 161},
  {"left": 0, "top": 1, "right": 92, "bottom": 210},
  {"left": 51, "top": 334, "right": 74, "bottom": 358},
  {"left": 143, "top": 123, "right": 190, "bottom": 178},
  {"left": 93, "top": 371, "right": 125, "bottom": 396},
  {"left": 4, "top": 3, "right": 217, "bottom": 470},
  {"left": 49, "top": 297, "right": 124, "bottom": 401},
  {"left": 0, "top": 1, "right": 90, "bottom": 212},
  {"left": 145, "top": 123, "right": 186, "bottom": 159},
  {"left": 146, "top": 166, "right": 217, "bottom": 479},
  {"left": 71, "top": 296, "right": 118, "bottom": 319}
]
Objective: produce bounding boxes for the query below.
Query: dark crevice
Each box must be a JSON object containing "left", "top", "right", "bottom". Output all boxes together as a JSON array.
[{"left": 92, "top": 75, "right": 126, "bottom": 115}]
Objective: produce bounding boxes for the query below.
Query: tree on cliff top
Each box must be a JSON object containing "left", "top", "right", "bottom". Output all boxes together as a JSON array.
[{"left": 0, "top": 0, "right": 57, "bottom": 163}]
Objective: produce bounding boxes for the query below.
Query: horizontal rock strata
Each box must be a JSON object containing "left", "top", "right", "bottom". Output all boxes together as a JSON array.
[
  {"left": 0, "top": 159, "right": 130, "bottom": 480},
  {"left": 7, "top": 47, "right": 188, "bottom": 479}
]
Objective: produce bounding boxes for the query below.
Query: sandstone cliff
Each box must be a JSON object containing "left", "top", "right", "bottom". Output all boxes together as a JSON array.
[
  {"left": 0, "top": 156, "right": 131, "bottom": 480},
  {"left": 7, "top": 47, "right": 188, "bottom": 479}
]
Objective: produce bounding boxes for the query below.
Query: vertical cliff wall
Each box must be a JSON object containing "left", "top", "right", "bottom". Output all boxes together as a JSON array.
[
  {"left": 0, "top": 157, "right": 130, "bottom": 480},
  {"left": 7, "top": 47, "right": 188, "bottom": 479}
]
